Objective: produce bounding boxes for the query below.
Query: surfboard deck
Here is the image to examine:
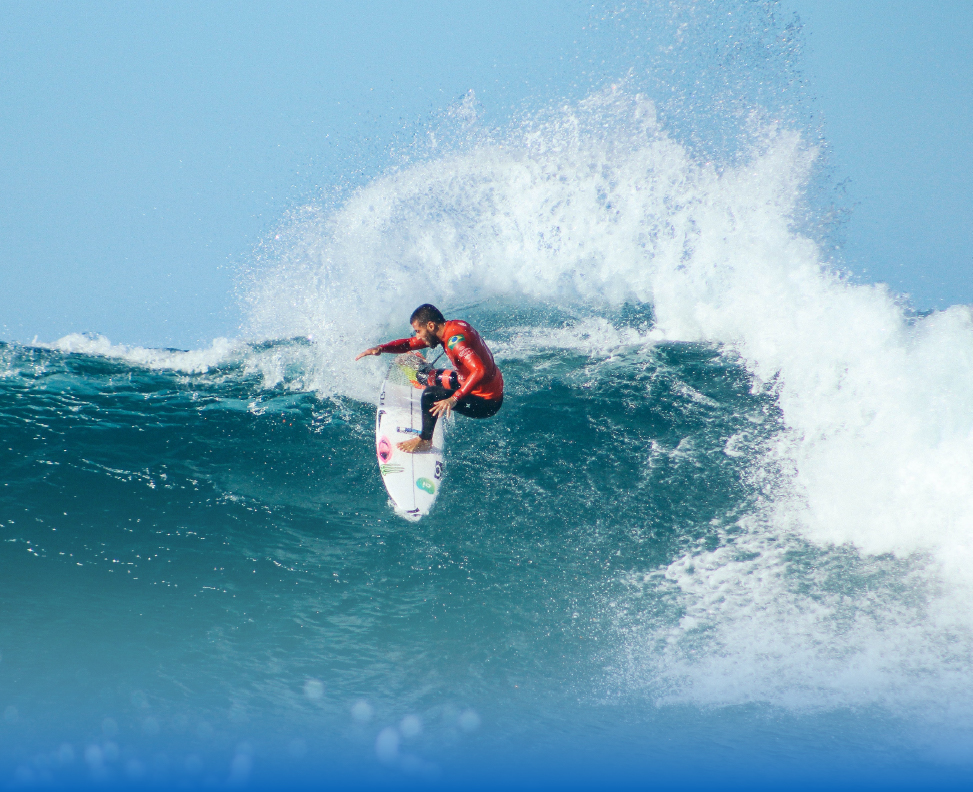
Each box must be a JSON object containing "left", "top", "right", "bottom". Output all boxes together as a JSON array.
[{"left": 376, "top": 352, "right": 445, "bottom": 521}]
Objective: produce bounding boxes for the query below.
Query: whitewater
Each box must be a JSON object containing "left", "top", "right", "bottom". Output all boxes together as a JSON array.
[
  {"left": 242, "top": 86, "right": 973, "bottom": 713},
  {"left": 4, "top": 9, "right": 973, "bottom": 791}
]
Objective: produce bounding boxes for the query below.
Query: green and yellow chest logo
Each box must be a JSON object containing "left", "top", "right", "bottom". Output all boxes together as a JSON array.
[{"left": 446, "top": 334, "right": 465, "bottom": 350}]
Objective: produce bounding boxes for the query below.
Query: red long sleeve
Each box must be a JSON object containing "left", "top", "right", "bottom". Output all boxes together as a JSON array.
[{"left": 377, "top": 337, "right": 428, "bottom": 354}]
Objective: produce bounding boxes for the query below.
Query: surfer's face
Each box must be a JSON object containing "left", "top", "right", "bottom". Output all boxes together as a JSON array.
[{"left": 412, "top": 320, "right": 441, "bottom": 347}]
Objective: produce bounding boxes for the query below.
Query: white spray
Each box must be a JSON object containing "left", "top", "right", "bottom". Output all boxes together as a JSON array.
[{"left": 239, "top": 87, "right": 973, "bottom": 716}]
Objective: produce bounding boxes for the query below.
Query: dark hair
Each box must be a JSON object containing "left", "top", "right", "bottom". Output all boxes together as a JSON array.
[{"left": 410, "top": 304, "right": 445, "bottom": 326}]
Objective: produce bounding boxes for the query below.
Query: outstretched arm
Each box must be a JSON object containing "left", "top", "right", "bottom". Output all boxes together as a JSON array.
[
  {"left": 355, "top": 347, "right": 382, "bottom": 360},
  {"left": 355, "top": 336, "right": 429, "bottom": 361}
]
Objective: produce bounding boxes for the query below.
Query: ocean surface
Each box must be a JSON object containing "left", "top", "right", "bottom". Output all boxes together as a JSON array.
[{"left": 4, "top": 3, "right": 973, "bottom": 789}]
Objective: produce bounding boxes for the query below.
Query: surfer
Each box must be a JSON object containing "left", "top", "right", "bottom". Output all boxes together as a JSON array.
[{"left": 356, "top": 304, "right": 504, "bottom": 453}]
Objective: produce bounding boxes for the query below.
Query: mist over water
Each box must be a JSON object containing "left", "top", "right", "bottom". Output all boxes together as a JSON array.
[{"left": 3, "top": 1, "right": 973, "bottom": 787}]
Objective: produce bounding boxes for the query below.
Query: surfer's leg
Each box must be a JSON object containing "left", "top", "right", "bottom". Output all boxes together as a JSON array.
[
  {"left": 410, "top": 388, "right": 501, "bottom": 452},
  {"left": 400, "top": 384, "right": 458, "bottom": 453},
  {"left": 419, "top": 385, "right": 455, "bottom": 440}
]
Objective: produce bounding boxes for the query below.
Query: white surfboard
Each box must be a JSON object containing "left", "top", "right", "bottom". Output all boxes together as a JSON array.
[{"left": 376, "top": 352, "right": 446, "bottom": 521}]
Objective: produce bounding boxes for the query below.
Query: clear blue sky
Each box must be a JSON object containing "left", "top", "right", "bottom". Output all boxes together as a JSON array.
[
  {"left": 1, "top": 1, "right": 970, "bottom": 348},
  {"left": 785, "top": 0, "right": 973, "bottom": 311}
]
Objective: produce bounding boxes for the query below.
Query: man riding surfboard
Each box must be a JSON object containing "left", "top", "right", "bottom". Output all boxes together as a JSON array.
[{"left": 355, "top": 304, "right": 504, "bottom": 453}]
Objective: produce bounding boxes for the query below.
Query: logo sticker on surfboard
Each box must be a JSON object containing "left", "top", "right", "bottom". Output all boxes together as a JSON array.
[
  {"left": 415, "top": 477, "right": 436, "bottom": 494},
  {"left": 446, "top": 334, "right": 465, "bottom": 350},
  {"left": 377, "top": 436, "right": 392, "bottom": 463}
]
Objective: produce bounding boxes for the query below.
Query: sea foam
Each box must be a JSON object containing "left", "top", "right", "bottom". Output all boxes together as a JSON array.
[{"left": 241, "top": 86, "right": 973, "bottom": 716}]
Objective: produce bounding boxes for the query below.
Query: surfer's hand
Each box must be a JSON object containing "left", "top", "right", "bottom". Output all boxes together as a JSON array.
[
  {"left": 430, "top": 396, "right": 457, "bottom": 417},
  {"left": 355, "top": 347, "right": 381, "bottom": 361}
]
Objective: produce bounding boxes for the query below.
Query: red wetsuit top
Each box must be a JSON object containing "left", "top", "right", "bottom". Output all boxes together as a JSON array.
[{"left": 377, "top": 320, "right": 504, "bottom": 401}]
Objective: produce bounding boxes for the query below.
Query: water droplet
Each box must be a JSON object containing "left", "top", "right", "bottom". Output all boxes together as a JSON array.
[
  {"left": 84, "top": 745, "right": 103, "bottom": 768},
  {"left": 351, "top": 700, "right": 373, "bottom": 724},
  {"left": 125, "top": 758, "right": 145, "bottom": 779},
  {"left": 399, "top": 714, "right": 422, "bottom": 738},
  {"left": 375, "top": 727, "right": 399, "bottom": 763},
  {"left": 458, "top": 709, "right": 481, "bottom": 732},
  {"left": 229, "top": 751, "right": 252, "bottom": 783},
  {"left": 303, "top": 679, "right": 324, "bottom": 701}
]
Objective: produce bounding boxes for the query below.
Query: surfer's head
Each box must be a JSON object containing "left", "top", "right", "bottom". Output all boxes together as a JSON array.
[
  {"left": 410, "top": 304, "right": 445, "bottom": 346},
  {"left": 410, "top": 304, "right": 445, "bottom": 326}
]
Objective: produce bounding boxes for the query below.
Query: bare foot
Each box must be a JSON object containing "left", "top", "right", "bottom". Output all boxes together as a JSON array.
[{"left": 397, "top": 437, "right": 432, "bottom": 454}]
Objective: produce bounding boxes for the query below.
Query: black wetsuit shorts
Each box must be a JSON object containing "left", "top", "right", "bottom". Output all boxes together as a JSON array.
[{"left": 419, "top": 369, "right": 503, "bottom": 440}]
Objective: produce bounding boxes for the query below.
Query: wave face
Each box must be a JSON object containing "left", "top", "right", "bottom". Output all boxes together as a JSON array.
[
  {"left": 5, "top": 3, "right": 973, "bottom": 788},
  {"left": 4, "top": 303, "right": 973, "bottom": 786}
]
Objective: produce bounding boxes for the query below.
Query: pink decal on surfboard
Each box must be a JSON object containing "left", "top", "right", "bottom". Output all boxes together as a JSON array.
[{"left": 377, "top": 436, "right": 392, "bottom": 463}]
